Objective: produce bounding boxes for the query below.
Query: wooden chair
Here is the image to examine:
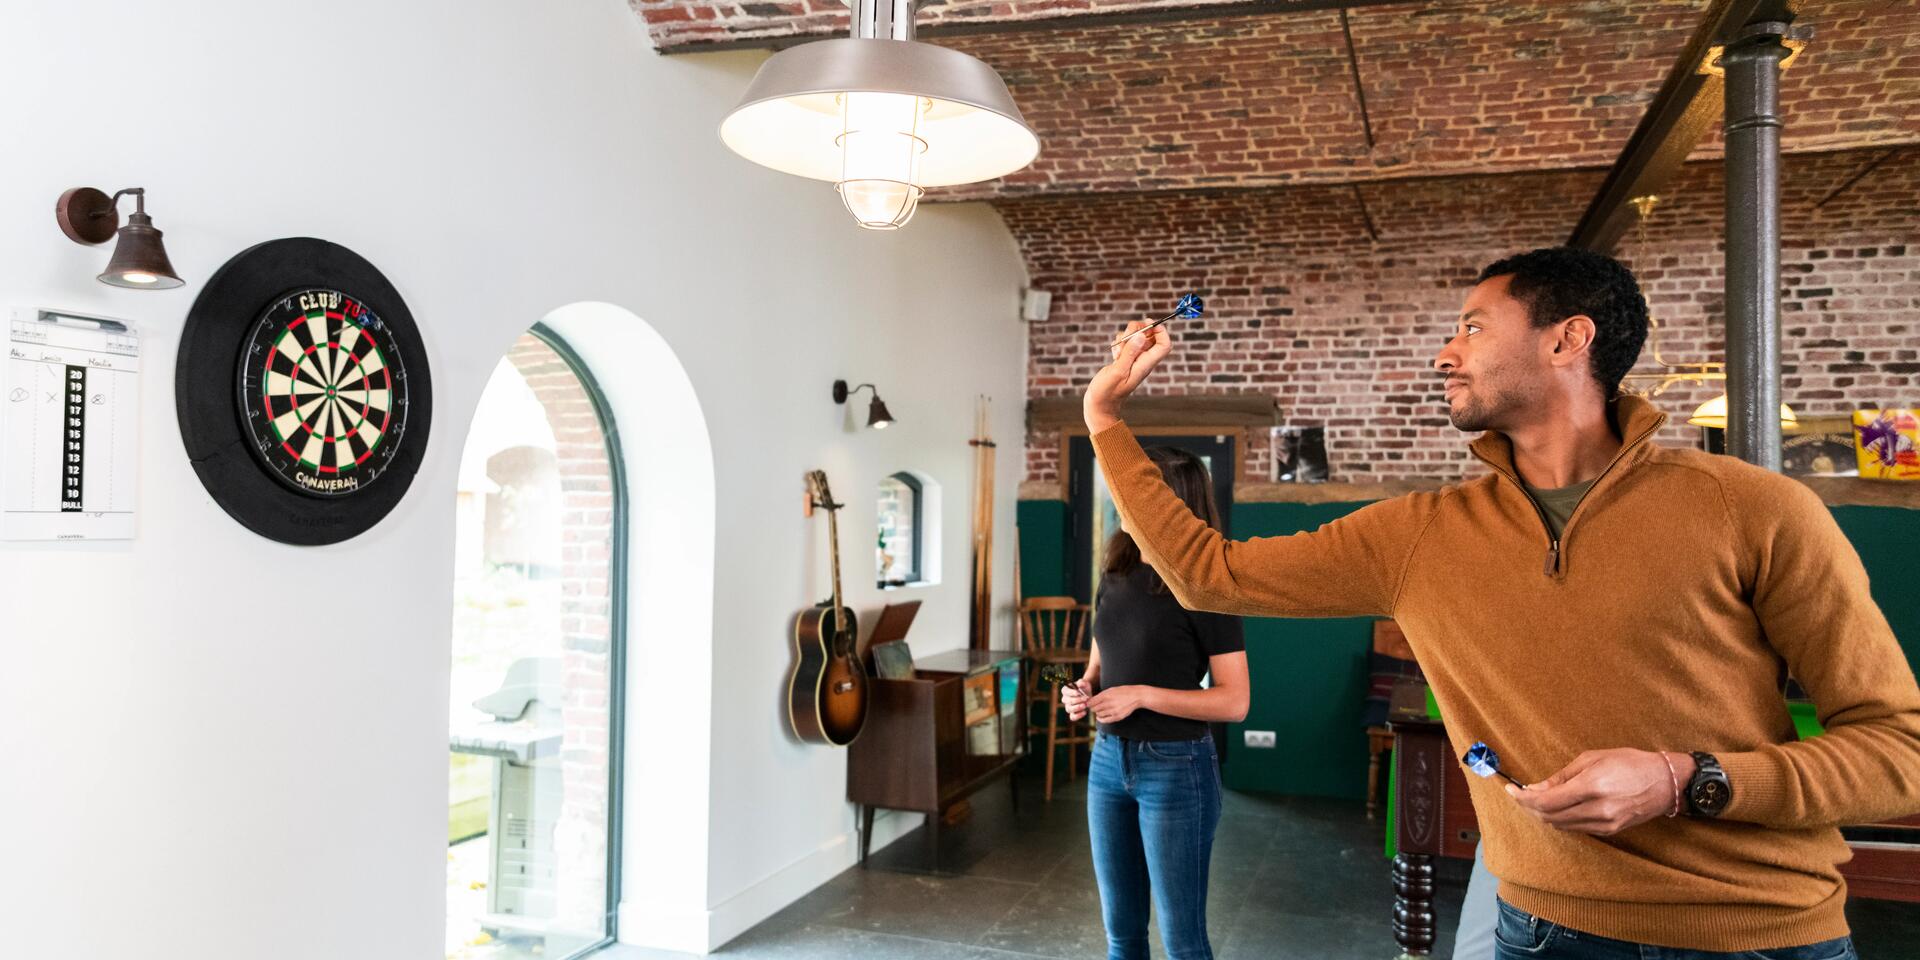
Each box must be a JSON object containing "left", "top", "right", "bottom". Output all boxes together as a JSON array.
[{"left": 1019, "top": 596, "right": 1094, "bottom": 801}]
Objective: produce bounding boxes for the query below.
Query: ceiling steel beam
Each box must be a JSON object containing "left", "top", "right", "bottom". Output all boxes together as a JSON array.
[
  {"left": 653, "top": 0, "right": 1422, "bottom": 55},
  {"left": 1567, "top": 0, "right": 1800, "bottom": 252}
]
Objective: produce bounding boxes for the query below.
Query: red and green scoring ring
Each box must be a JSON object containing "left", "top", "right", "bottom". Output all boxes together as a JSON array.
[{"left": 258, "top": 311, "right": 394, "bottom": 474}]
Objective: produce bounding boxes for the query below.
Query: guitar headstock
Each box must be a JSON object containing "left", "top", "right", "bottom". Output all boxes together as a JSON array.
[{"left": 805, "top": 469, "right": 841, "bottom": 512}]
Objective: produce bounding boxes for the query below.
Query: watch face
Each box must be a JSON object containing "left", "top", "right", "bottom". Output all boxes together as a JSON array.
[
  {"left": 1691, "top": 778, "right": 1730, "bottom": 814},
  {"left": 239, "top": 288, "right": 410, "bottom": 497}
]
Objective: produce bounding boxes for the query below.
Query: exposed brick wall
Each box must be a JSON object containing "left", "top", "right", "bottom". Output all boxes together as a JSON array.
[
  {"left": 1692, "top": 0, "right": 1920, "bottom": 159},
  {"left": 649, "top": 0, "right": 1917, "bottom": 201},
  {"left": 503, "top": 334, "right": 618, "bottom": 933},
  {"left": 1013, "top": 146, "right": 1920, "bottom": 487},
  {"left": 935, "top": 1, "right": 1700, "bottom": 199}
]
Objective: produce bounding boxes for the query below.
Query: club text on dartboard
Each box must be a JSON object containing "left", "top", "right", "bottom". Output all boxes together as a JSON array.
[{"left": 297, "top": 290, "right": 366, "bottom": 320}]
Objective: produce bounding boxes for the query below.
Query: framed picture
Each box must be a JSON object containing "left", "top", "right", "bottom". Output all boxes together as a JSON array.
[
  {"left": 1702, "top": 415, "right": 1858, "bottom": 477},
  {"left": 1271, "top": 425, "right": 1329, "bottom": 482}
]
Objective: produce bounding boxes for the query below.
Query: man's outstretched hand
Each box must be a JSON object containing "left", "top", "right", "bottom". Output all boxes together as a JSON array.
[{"left": 1084, "top": 321, "right": 1175, "bottom": 433}]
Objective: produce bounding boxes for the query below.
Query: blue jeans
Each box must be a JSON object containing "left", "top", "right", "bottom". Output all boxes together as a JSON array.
[
  {"left": 1494, "top": 899, "right": 1858, "bottom": 960},
  {"left": 1086, "top": 731, "right": 1222, "bottom": 960}
]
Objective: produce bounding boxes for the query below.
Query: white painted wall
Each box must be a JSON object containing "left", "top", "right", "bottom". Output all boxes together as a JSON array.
[{"left": 0, "top": 2, "right": 1031, "bottom": 957}]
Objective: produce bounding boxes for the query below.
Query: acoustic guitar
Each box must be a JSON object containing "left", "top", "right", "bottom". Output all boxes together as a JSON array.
[{"left": 789, "top": 470, "right": 869, "bottom": 746}]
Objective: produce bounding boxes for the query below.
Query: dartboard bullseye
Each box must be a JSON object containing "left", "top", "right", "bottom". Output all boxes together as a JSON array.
[
  {"left": 178, "top": 238, "right": 431, "bottom": 545},
  {"left": 239, "top": 288, "right": 409, "bottom": 497}
]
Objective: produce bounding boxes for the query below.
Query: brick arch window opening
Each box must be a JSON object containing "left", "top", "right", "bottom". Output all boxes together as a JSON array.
[{"left": 447, "top": 328, "right": 624, "bottom": 960}]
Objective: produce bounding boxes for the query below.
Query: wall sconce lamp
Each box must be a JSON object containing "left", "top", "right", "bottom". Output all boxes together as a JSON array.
[
  {"left": 833, "top": 379, "right": 895, "bottom": 429},
  {"left": 56, "top": 187, "right": 184, "bottom": 289}
]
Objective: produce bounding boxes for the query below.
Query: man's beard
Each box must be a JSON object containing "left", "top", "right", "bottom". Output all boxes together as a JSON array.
[
  {"left": 1448, "top": 390, "right": 1500, "bottom": 432},
  {"left": 1446, "top": 364, "right": 1528, "bottom": 432}
]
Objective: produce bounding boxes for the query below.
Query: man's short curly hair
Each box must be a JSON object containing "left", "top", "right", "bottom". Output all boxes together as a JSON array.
[{"left": 1477, "top": 247, "right": 1649, "bottom": 398}]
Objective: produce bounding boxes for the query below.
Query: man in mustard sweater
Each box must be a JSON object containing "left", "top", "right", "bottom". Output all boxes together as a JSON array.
[{"left": 1082, "top": 247, "right": 1920, "bottom": 958}]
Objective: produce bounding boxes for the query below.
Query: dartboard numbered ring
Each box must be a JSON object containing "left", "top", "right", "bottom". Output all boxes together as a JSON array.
[{"left": 179, "top": 238, "right": 432, "bottom": 545}]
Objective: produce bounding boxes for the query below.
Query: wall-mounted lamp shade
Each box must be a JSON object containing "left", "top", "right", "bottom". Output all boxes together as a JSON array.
[
  {"left": 834, "top": 379, "right": 897, "bottom": 429},
  {"left": 720, "top": 38, "right": 1039, "bottom": 230},
  {"left": 56, "top": 187, "right": 184, "bottom": 289},
  {"left": 867, "top": 395, "right": 895, "bottom": 429},
  {"left": 1687, "top": 392, "right": 1797, "bottom": 429}
]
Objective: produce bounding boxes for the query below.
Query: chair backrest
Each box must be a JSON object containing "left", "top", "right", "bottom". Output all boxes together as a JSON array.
[{"left": 1020, "top": 596, "right": 1091, "bottom": 654}]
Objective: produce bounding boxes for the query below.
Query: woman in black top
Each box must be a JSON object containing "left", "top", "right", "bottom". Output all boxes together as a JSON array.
[{"left": 1062, "top": 446, "right": 1248, "bottom": 960}]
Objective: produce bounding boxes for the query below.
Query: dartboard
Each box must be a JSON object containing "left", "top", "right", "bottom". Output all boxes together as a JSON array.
[
  {"left": 239, "top": 289, "right": 409, "bottom": 496},
  {"left": 179, "top": 238, "right": 431, "bottom": 545}
]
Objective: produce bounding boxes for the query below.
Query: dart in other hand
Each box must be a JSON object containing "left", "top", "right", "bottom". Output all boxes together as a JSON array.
[{"left": 1462, "top": 741, "right": 1527, "bottom": 790}]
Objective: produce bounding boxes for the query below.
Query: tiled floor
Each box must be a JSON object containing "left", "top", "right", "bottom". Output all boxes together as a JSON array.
[{"left": 606, "top": 767, "right": 1920, "bottom": 959}]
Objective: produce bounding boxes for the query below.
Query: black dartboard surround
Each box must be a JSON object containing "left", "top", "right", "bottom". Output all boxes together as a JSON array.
[{"left": 178, "top": 238, "right": 432, "bottom": 545}]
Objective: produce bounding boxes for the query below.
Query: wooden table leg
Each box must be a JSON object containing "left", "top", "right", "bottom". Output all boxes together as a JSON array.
[
  {"left": 1367, "top": 749, "right": 1382, "bottom": 820},
  {"left": 1390, "top": 717, "right": 1448, "bottom": 958},
  {"left": 1392, "top": 852, "right": 1436, "bottom": 958}
]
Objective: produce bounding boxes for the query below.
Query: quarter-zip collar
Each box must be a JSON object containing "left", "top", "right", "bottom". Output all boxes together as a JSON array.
[{"left": 1469, "top": 394, "right": 1671, "bottom": 577}]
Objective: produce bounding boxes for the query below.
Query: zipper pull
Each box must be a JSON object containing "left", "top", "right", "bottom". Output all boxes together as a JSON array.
[{"left": 1544, "top": 539, "right": 1560, "bottom": 576}]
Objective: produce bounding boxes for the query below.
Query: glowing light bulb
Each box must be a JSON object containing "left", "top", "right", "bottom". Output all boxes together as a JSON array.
[{"left": 836, "top": 92, "right": 927, "bottom": 230}]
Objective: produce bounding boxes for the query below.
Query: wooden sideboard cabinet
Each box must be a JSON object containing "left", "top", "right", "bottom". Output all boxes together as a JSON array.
[{"left": 848, "top": 649, "right": 1026, "bottom": 868}]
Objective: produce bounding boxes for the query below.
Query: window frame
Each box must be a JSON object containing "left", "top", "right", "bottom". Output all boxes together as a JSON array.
[
  {"left": 458, "top": 324, "right": 628, "bottom": 958},
  {"left": 880, "top": 471, "right": 924, "bottom": 588}
]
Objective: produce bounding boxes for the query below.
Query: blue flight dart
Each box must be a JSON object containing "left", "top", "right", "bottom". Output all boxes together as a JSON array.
[
  {"left": 1462, "top": 741, "right": 1526, "bottom": 789},
  {"left": 1111, "top": 293, "right": 1206, "bottom": 348}
]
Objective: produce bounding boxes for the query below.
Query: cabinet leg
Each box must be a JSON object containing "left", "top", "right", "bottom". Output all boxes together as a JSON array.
[
  {"left": 860, "top": 805, "right": 874, "bottom": 867},
  {"left": 1392, "top": 852, "right": 1436, "bottom": 958},
  {"left": 926, "top": 813, "right": 940, "bottom": 874}
]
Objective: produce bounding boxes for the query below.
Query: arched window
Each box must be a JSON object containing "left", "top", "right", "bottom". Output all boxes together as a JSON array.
[
  {"left": 448, "top": 327, "right": 624, "bottom": 960},
  {"left": 877, "top": 471, "right": 940, "bottom": 589}
]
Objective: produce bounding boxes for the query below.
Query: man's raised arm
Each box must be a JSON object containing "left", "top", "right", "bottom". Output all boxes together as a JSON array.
[{"left": 1084, "top": 322, "right": 1436, "bottom": 620}]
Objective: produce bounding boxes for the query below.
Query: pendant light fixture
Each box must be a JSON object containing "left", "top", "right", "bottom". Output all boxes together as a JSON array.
[
  {"left": 1685, "top": 393, "right": 1797, "bottom": 429},
  {"left": 1617, "top": 195, "right": 1795, "bottom": 429},
  {"left": 719, "top": 0, "right": 1039, "bottom": 231}
]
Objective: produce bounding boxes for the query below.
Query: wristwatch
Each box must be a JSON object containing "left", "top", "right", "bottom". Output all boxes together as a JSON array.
[{"left": 1686, "top": 751, "right": 1732, "bottom": 817}]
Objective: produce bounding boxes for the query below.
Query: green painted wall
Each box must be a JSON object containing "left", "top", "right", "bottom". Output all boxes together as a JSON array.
[
  {"left": 1017, "top": 499, "right": 1071, "bottom": 600},
  {"left": 1019, "top": 497, "right": 1919, "bottom": 803},
  {"left": 1831, "top": 505, "right": 1920, "bottom": 669},
  {"left": 1223, "top": 502, "right": 1377, "bottom": 799}
]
